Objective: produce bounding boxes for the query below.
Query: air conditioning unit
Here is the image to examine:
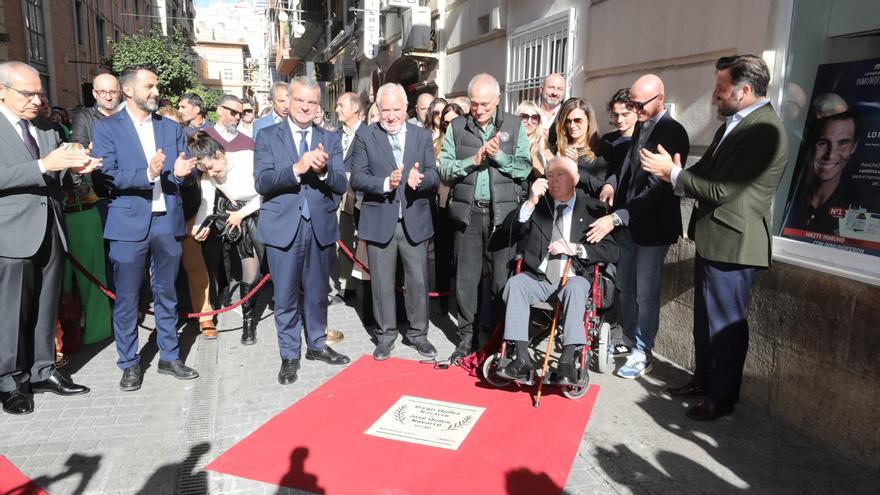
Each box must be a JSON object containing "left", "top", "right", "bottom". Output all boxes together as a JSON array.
[
  {"left": 381, "top": 0, "right": 419, "bottom": 12},
  {"left": 402, "top": 6, "right": 432, "bottom": 52}
]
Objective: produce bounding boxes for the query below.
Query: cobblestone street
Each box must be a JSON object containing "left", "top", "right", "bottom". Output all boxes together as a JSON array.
[{"left": 1, "top": 292, "right": 878, "bottom": 494}]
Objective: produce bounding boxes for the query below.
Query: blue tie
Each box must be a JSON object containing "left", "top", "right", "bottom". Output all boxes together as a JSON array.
[{"left": 298, "top": 130, "right": 311, "bottom": 219}]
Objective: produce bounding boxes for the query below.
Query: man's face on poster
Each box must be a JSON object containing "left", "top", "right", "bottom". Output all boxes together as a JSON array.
[{"left": 812, "top": 117, "right": 857, "bottom": 183}]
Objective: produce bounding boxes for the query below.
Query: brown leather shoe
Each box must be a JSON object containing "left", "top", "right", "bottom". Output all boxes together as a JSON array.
[
  {"left": 200, "top": 321, "right": 218, "bottom": 340},
  {"left": 325, "top": 328, "right": 344, "bottom": 344},
  {"left": 686, "top": 399, "right": 734, "bottom": 421},
  {"left": 665, "top": 381, "right": 708, "bottom": 397}
]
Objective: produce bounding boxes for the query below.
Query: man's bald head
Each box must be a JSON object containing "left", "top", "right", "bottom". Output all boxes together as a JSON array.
[
  {"left": 542, "top": 73, "right": 566, "bottom": 109},
  {"left": 630, "top": 74, "right": 665, "bottom": 121},
  {"left": 468, "top": 73, "right": 500, "bottom": 126},
  {"left": 93, "top": 73, "right": 120, "bottom": 114},
  {"left": 415, "top": 92, "right": 434, "bottom": 124},
  {"left": 546, "top": 156, "right": 578, "bottom": 201}
]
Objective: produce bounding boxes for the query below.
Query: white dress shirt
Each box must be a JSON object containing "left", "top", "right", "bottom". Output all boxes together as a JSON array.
[
  {"left": 126, "top": 107, "right": 165, "bottom": 212},
  {"left": 670, "top": 99, "right": 769, "bottom": 185},
  {"left": 518, "top": 195, "right": 585, "bottom": 279},
  {"left": 340, "top": 120, "right": 361, "bottom": 158},
  {"left": 0, "top": 105, "right": 46, "bottom": 171},
  {"left": 381, "top": 123, "right": 407, "bottom": 193}
]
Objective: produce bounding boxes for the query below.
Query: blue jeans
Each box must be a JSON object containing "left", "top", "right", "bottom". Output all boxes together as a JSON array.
[{"left": 615, "top": 228, "right": 669, "bottom": 357}]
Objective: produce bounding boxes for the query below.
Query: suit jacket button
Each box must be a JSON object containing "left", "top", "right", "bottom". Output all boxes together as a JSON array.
[{"left": 40, "top": 202, "right": 47, "bottom": 206}]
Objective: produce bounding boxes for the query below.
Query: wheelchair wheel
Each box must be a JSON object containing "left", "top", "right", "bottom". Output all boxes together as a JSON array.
[
  {"left": 481, "top": 353, "right": 513, "bottom": 388},
  {"left": 595, "top": 322, "right": 611, "bottom": 374},
  {"left": 562, "top": 374, "right": 590, "bottom": 399}
]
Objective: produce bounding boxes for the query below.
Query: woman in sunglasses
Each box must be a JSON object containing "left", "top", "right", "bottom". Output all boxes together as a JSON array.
[
  {"left": 554, "top": 97, "right": 612, "bottom": 201},
  {"left": 423, "top": 97, "right": 448, "bottom": 141},
  {"left": 515, "top": 100, "right": 552, "bottom": 178}
]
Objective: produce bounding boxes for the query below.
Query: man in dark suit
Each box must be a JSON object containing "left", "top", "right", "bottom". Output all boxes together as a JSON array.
[
  {"left": 641, "top": 55, "right": 787, "bottom": 420},
  {"left": 92, "top": 65, "right": 200, "bottom": 392},
  {"left": 254, "top": 77, "right": 351, "bottom": 386},
  {"left": 0, "top": 61, "right": 94, "bottom": 414},
  {"left": 252, "top": 81, "right": 290, "bottom": 139},
  {"left": 498, "top": 156, "right": 618, "bottom": 383},
  {"left": 587, "top": 74, "right": 690, "bottom": 380},
  {"left": 350, "top": 83, "right": 440, "bottom": 361}
]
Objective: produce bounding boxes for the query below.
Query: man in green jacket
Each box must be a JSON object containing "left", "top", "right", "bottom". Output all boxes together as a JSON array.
[{"left": 640, "top": 54, "right": 788, "bottom": 421}]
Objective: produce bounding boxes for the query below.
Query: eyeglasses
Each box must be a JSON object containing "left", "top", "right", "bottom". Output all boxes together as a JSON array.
[
  {"left": 242, "top": 108, "right": 254, "bottom": 114},
  {"left": 4, "top": 85, "right": 47, "bottom": 101},
  {"left": 565, "top": 117, "right": 586, "bottom": 125},
  {"left": 631, "top": 93, "right": 661, "bottom": 111},
  {"left": 94, "top": 90, "right": 120, "bottom": 97},
  {"left": 519, "top": 113, "right": 540, "bottom": 123},
  {"left": 220, "top": 105, "right": 242, "bottom": 117},
  {"left": 432, "top": 110, "right": 442, "bottom": 116}
]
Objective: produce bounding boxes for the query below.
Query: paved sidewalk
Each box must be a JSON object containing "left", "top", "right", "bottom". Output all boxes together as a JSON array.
[{"left": 1, "top": 290, "right": 878, "bottom": 494}]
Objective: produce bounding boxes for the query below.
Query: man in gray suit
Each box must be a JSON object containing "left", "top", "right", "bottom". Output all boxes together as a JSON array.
[
  {"left": 350, "top": 83, "right": 440, "bottom": 361},
  {"left": 0, "top": 61, "right": 95, "bottom": 415}
]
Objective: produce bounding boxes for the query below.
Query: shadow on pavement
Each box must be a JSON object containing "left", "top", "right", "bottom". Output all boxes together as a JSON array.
[
  {"left": 505, "top": 467, "right": 571, "bottom": 495},
  {"left": 136, "top": 441, "right": 210, "bottom": 495},
  {"left": 7, "top": 453, "right": 102, "bottom": 495},
  {"left": 275, "top": 447, "right": 324, "bottom": 495}
]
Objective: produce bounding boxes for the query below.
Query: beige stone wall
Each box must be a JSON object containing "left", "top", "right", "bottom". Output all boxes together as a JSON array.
[{"left": 581, "top": 0, "right": 880, "bottom": 470}]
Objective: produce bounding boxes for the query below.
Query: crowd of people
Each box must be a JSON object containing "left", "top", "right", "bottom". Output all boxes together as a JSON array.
[{"left": 0, "top": 52, "right": 787, "bottom": 423}]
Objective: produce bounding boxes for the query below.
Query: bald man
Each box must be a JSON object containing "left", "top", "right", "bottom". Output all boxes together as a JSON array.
[
  {"left": 539, "top": 73, "right": 566, "bottom": 150},
  {"left": 408, "top": 92, "right": 434, "bottom": 127},
  {"left": 586, "top": 74, "right": 689, "bottom": 380},
  {"left": 497, "top": 157, "right": 618, "bottom": 384},
  {"left": 70, "top": 73, "right": 121, "bottom": 147}
]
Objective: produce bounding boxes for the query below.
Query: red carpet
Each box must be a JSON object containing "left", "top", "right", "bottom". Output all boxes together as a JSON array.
[
  {"left": 0, "top": 456, "right": 48, "bottom": 495},
  {"left": 207, "top": 356, "right": 600, "bottom": 494}
]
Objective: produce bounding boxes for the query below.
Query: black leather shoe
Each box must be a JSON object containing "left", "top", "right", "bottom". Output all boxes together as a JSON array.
[
  {"left": 31, "top": 370, "right": 90, "bottom": 396},
  {"left": 373, "top": 342, "right": 395, "bottom": 361},
  {"left": 278, "top": 359, "right": 300, "bottom": 385},
  {"left": 557, "top": 362, "right": 578, "bottom": 386},
  {"left": 666, "top": 381, "right": 709, "bottom": 398},
  {"left": 686, "top": 399, "right": 735, "bottom": 421},
  {"left": 305, "top": 346, "right": 351, "bottom": 365},
  {"left": 449, "top": 343, "right": 472, "bottom": 363},
  {"left": 157, "top": 359, "right": 199, "bottom": 380},
  {"left": 410, "top": 339, "right": 438, "bottom": 358},
  {"left": 119, "top": 364, "right": 143, "bottom": 392},
  {"left": 496, "top": 360, "right": 534, "bottom": 384},
  {"left": 1, "top": 390, "right": 33, "bottom": 415}
]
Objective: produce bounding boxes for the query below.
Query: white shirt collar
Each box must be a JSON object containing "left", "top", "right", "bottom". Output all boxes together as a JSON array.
[
  {"left": 214, "top": 124, "right": 238, "bottom": 141},
  {"left": 343, "top": 120, "right": 362, "bottom": 136},
  {"left": 125, "top": 105, "right": 152, "bottom": 125},
  {"left": 726, "top": 98, "right": 769, "bottom": 128},
  {"left": 554, "top": 195, "right": 576, "bottom": 212},
  {"left": 382, "top": 121, "right": 407, "bottom": 137},
  {"left": 0, "top": 104, "right": 23, "bottom": 128}
]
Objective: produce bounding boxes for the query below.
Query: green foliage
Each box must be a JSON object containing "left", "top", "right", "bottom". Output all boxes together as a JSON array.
[{"left": 106, "top": 26, "right": 195, "bottom": 99}]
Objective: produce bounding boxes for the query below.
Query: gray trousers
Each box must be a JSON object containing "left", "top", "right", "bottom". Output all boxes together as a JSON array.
[
  {"left": 0, "top": 220, "right": 63, "bottom": 391},
  {"left": 502, "top": 272, "right": 589, "bottom": 346},
  {"left": 366, "top": 222, "right": 429, "bottom": 345}
]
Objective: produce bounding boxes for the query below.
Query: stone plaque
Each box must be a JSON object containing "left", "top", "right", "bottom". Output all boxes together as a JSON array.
[{"left": 365, "top": 396, "right": 485, "bottom": 450}]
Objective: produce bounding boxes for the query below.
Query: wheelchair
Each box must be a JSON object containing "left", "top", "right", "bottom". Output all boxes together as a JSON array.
[{"left": 480, "top": 257, "right": 615, "bottom": 400}]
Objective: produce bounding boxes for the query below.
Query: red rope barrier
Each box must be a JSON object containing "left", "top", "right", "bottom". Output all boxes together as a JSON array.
[
  {"left": 64, "top": 252, "right": 271, "bottom": 319},
  {"left": 334, "top": 239, "right": 452, "bottom": 298}
]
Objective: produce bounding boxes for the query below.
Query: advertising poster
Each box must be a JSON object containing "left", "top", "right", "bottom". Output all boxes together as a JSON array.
[{"left": 781, "top": 57, "right": 880, "bottom": 257}]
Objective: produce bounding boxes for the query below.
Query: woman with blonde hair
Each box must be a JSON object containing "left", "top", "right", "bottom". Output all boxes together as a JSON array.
[
  {"left": 554, "top": 97, "right": 612, "bottom": 200},
  {"left": 515, "top": 100, "right": 551, "bottom": 177}
]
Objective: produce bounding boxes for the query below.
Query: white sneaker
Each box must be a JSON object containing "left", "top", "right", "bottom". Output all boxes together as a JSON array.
[{"left": 616, "top": 353, "right": 652, "bottom": 379}]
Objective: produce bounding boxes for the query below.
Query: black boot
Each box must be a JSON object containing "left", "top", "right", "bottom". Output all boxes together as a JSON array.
[{"left": 240, "top": 282, "right": 257, "bottom": 345}]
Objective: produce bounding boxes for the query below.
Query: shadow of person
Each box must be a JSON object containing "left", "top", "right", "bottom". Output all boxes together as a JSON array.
[
  {"left": 276, "top": 447, "right": 325, "bottom": 495},
  {"left": 8, "top": 453, "right": 102, "bottom": 495},
  {"left": 504, "top": 467, "right": 571, "bottom": 495},
  {"left": 135, "top": 442, "right": 210, "bottom": 495}
]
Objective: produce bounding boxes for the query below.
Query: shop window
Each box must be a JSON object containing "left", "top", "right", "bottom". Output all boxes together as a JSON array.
[
  {"left": 24, "top": 0, "right": 48, "bottom": 74},
  {"left": 774, "top": 0, "right": 880, "bottom": 284},
  {"left": 505, "top": 9, "right": 573, "bottom": 112}
]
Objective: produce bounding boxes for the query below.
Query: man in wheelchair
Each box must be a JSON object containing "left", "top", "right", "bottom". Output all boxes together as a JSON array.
[{"left": 497, "top": 156, "right": 619, "bottom": 385}]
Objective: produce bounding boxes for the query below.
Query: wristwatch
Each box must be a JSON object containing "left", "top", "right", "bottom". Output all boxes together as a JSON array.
[
  {"left": 576, "top": 243, "right": 588, "bottom": 258},
  {"left": 611, "top": 213, "right": 623, "bottom": 227}
]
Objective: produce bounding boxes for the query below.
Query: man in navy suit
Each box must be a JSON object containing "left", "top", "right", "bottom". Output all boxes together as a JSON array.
[
  {"left": 92, "top": 65, "right": 199, "bottom": 392},
  {"left": 252, "top": 81, "right": 290, "bottom": 139},
  {"left": 350, "top": 83, "right": 440, "bottom": 361},
  {"left": 254, "top": 77, "right": 351, "bottom": 385}
]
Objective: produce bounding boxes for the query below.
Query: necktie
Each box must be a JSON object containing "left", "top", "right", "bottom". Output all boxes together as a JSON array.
[
  {"left": 546, "top": 204, "right": 568, "bottom": 285},
  {"left": 389, "top": 133, "right": 404, "bottom": 217},
  {"left": 298, "top": 130, "right": 311, "bottom": 220},
  {"left": 18, "top": 120, "right": 40, "bottom": 160}
]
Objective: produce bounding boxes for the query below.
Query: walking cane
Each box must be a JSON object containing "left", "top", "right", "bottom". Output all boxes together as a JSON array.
[{"left": 533, "top": 257, "right": 573, "bottom": 409}]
